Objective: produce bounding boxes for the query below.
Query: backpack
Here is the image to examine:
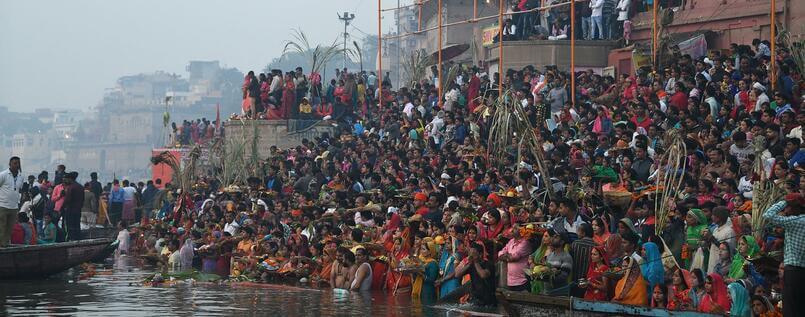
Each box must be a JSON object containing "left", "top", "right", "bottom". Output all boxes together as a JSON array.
[{"left": 31, "top": 195, "right": 48, "bottom": 220}]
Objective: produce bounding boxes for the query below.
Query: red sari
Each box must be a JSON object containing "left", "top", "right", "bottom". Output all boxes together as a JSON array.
[
  {"left": 385, "top": 248, "right": 412, "bottom": 292},
  {"left": 698, "top": 273, "right": 730, "bottom": 314},
  {"left": 583, "top": 246, "right": 610, "bottom": 301},
  {"left": 280, "top": 80, "right": 296, "bottom": 119}
]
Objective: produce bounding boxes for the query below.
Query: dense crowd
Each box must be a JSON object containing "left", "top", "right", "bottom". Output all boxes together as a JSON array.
[
  {"left": 0, "top": 35, "right": 802, "bottom": 317},
  {"left": 169, "top": 118, "right": 224, "bottom": 147}
]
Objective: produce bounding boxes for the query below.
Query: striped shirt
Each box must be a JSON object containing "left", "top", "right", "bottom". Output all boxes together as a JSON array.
[{"left": 764, "top": 201, "right": 805, "bottom": 268}]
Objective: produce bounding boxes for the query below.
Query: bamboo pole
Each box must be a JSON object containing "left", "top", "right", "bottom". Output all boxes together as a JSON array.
[
  {"left": 473, "top": 0, "right": 477, "bottom": 20},
  {"left": 770, "top": 0, "right": 776, "bottom": 91},
  {"left": 652, "top": 0, "right": 657, "bottom": 69},
  {"left": 498, "top": 0, "right": 504, "bottom": 99},
  {"left": 378, "top": 0, "right": 383, "bottom": 107},
  {"left": 438, "top": 0, "right": 443, "bottom": 105},
  {"left": 570, "top": 0, "right": 576, "bottom": 106}
]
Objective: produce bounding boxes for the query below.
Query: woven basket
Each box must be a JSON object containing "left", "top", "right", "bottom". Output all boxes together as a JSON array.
[{"left": 603, "top": 191, "right": 633, "bottom": 208}]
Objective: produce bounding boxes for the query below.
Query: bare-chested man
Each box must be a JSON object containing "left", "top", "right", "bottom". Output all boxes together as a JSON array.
[{"left": 330, "top": 247, "right": 353, "bottom": 289}]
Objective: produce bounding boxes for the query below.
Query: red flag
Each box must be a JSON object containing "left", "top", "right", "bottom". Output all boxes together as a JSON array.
[{"left": 215, "top": 103, "right": 220, "bottom": 130}]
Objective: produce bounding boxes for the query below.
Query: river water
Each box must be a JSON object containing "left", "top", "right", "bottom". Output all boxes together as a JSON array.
[{"left": 0, "top": 255, "right": 504, "bottom": 316}]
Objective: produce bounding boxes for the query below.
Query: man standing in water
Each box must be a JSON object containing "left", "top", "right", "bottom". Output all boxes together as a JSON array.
[
  {"left": 0, "top": 157, "right": 24, "bottom": 246},
  {"left": 62, "top": 172, "right": 84, "bottom": 241},
  {"left": 350, "top": 247, "right": 373, "bottom": 292}
]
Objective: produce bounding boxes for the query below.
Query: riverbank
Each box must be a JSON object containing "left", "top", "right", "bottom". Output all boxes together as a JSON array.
[{"left": 0, "top": 255, "right": 504, "bottom": 316}]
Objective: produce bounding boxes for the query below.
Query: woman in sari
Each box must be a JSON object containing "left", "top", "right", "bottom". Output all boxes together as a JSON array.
[
  {"left": 728, "top": 282, "right": 752, "bottom": 317},
  {"left": 688, "top": 268, "right": 706, "bottom": 307},
  {"left": 640, "top": 242, "right": 665, "bottom": 294},
  {"left": 280, "top": 73, "right": 296, "bottom": 119},
  {"left": 592, "top": 217, "right": 622, "bottom": 265},
  {"left": 436, "top": 237, "right": 461, "bottom": 298},
  {"left": 613, "top": 256, "right": 648, "bottom": 306},
  {"left": 684, "top": 208, "right": 707, "bottom": 269},
  {"left": 529, "top": 230, "right": 551, "bottom": 294},
  {"left": 699, "top": 273, "right": 731, "bottom": 314},
  {"left": 412, "top": 239, "right": 439, "bottom": 303},
  {"left": 728, "top": 235, "right": 760, "bottom": 281},
  {"left": 713, "top": 241, "right": 734, "bottom": 277},
  {"left": 583, "top": 245, "right": 610, "bottom": 301},
  {"left": 667, "top": 268, "right": 693, "bottom": 310},
  {"left": 385, "top": 236, "right": 412, "bottom": 293}
]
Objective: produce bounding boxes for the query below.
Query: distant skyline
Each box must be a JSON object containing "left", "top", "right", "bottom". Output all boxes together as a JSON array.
[{"left": 0, "top": 0, "right": 410, "bottom": 112}]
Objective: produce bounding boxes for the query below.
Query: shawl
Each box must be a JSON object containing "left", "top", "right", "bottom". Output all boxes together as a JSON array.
[
  {"left": 728, "top": 235, "right": 760, "bottom": 279},
  {"left": 667, "top": 269, "right": 693, "bottom": 310},
  {"left": 583, "top": 246, "right": 610, "bottom": 301},
  {"left": 640, "top": 242, "right": 665, "bottom": 291},
  {"left": 529, "top": 244, "right": 549, "bottom": 294},
  {"left": 728, "top": 282, "right": 751, "bottom": 317},
  {"left": 614, "top": 258, "right": 648, "bottom": 306},
  {"left": 699, "top": 273, "right": 731, "bottom": 314},
  {"left": 685, "top": 208, "right": 707, "bottom": 247}
]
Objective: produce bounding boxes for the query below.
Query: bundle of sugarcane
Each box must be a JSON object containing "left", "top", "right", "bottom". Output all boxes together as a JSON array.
[
  {"left": 751, "top": 135, "right": 786, "bottom": 242},
  {"left": 654, "top": 128, "right": 687, "bottom": 236},
  {"left": 150, "top": 151, "right": 182, "bottom": 189},
  {"left": 487, "top": 90, "right": 555, "bottom": 201}
]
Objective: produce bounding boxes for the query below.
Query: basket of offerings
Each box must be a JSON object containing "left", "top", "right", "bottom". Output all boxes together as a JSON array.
[{"left": 602, "top": 191, "right": 632, "bottom": 208}]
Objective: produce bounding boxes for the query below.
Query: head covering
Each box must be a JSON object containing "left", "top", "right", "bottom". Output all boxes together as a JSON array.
[
  {"left": 728, "top": 235, "right": 760, "bottom": 279},
  {"left": 414, "top": 192, "right": 428, "bottom": 202},
  {"left": 688, "top": 208, "right": 707, "bottom": 225},
  {"left": 487, "top": 193, "right": 502, "bottom": 207},
  {"left": 752, "top": 82, "right": 766, "bottom": 92},
  {"left": 440, "top": 173, "right": 451, "bottom": 180},
  {"left": 619, "top": 218, "right": 639, "bottom": 236},
  {"left": 700, "top": 273, "right": 731, "bottom": 313},
  {"left": 640, "top": 242, "right": 665, "bottom": 291},
  {"left": 586, "top": 245, "right": 610, "bottom": 278},
  {"left": 727, "top": 282, "right": 751, "bottom": 317}
]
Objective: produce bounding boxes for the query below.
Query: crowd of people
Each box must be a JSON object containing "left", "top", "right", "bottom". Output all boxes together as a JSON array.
[
  {"left": 501, "top": 0, "right": 689, "bottom": 43},
  {"left": 169, "top": 118, "right": 223, "bottom": 147},
  {"left": 0, "top": 33, "right": 802, "bottom": 317}
]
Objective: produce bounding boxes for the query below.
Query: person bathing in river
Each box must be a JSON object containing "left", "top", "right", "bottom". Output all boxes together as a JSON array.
[
  {"left": 330, "top": 247, "right": 352, "bottom": 289},
  {"left": 350, "top": 247, "right": 372, "bottom": 292}
]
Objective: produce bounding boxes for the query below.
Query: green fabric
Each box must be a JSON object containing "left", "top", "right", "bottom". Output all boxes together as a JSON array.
[
  {"left": 592, "top": 165, "right": 619, "bottom": 183},
  {"left": 530, "top": 245, "right": 548, "bottom": 294},
  {"left": 689, "top": 209, "right": 707, "bottom": 225},
  {"left": 728, "top": 235, "right": 760, "bottom": 279}
]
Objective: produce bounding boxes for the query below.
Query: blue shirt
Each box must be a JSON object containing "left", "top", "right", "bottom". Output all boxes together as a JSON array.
[
  {"left": 763, "top": 201, "right": 805, "bottom": 267},
  {"left": 109, "top": 188, "right": 125, "bottom": 203}
]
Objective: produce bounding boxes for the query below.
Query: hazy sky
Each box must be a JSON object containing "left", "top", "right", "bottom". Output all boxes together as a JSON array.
[{"left": 0, "top": 0, "right": 407, "bottom": 112}]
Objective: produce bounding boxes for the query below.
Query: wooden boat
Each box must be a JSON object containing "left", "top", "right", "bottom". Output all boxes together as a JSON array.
[
  {"left": 0, "top": 238, "right": 115, "bottom": 279},
  {"left": 497, "top": 290, "right": 721, "bottom": 317}
]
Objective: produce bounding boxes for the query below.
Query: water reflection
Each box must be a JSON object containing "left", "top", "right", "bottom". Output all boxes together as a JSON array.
[{"left": 0, "top": 255, "right": 503, "bottom": 316}]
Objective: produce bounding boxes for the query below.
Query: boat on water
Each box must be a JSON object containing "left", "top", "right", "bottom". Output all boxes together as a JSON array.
[
  {"left": 497, "top": 290, "right": 721, "bottom": 317},
  {"left": 0, "top": 238, "right": 115, "bottom": 279}
]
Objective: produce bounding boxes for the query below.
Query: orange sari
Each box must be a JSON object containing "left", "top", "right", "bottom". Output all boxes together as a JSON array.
[{"left": 613, "top": 260, "right": 648, "bottom": 306}]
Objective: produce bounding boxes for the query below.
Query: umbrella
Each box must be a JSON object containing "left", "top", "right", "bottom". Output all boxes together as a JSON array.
[{"left": 427, "top": 43, "right": 470, "bottom": 65}]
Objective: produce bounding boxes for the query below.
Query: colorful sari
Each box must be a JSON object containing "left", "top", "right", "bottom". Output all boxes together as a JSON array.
[
  {"left": 728, "top": 235, "right": 760, "bottom": 280},
  {"left": 386, "top": 247, "right": 412, "bottom": 293},
  {"left": 613, "top": 258, "right": 648, "bottom": 306},
  {"left": 699, "top": 273, "right": 730, "bottom": 314},
  {"left": 727, "top": 282, "right": 751, "bottom": 317},
  {"left": 640, "top": 242, "right": 665, "bottom": 293},
  {"left": 684, "top": 209, "right": 707, "bottom": 268},
  {"left": 667, "top": 269, "right": 693, "bottom": 310},
  {"left": 583, "top": 246, "right": 610, "bottom": 301},
  {"left": 438, "top": 240, "right": 461, "bottom": 298},
  {"left": 529, "top": 244, "right": 549, "bottom": 294},
  {"left": 412, "top": 241, "right": 439, "bottom": 303}
]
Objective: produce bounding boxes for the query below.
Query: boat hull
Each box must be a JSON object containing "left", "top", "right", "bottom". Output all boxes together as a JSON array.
[
  {"left": 0, "top": 238, "right": 114, "bottom": 279},
  {"left": 497, "top": 290, "right": 720, "bottom": 317}
]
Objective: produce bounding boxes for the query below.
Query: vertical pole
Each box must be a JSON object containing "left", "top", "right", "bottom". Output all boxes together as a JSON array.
[
  {"left": 397, "top": 0, "right": 401, "bottom": 90},
  {"left": 438, "top": 0, "right": 443, "bottom": 105},
  {"left": 378, "top": 0, "right": 383, "bottom": 107},
  {"left": 418, "top": 0, "right": 422, "bottom": 32},
  {"left": 473, "top": 0, "right": 478, "bottom": 20},
  {"left": 498, "top": 0, "right": 504, "bottom": 99},
  {"left": 652, "top": 0, "right": 657, "bottom": 69},
  {"left": 570, "top": 0, "right": 576, "bottom": 106},
  {"left": 344, "top": 21, "right": 349, "bottom": 69},
  {"left": 770, "top": 0, "right": 776, "bottom": 91}
]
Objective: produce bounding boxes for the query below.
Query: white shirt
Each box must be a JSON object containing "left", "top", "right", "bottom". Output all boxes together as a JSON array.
[
  {"left": 0, "top": 169, "right": 24, "bottom": 209},
  {"left": 123, "top": 186, "right": 136, "bottom": 201},
  {"left": 403, "top": 102, "right": 415, "bottom": 119},
  {"left": 224, "top": 220, "right": 240, "bottom": 236}
]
